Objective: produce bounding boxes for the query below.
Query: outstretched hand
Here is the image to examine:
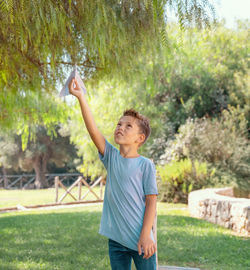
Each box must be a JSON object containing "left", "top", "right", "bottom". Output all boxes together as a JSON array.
[
  {"left": 69, "top": 78, "right": 83, "bottom": 99},
  {"left": 137, "top": 235, "right": 157, "bottom": 259}
]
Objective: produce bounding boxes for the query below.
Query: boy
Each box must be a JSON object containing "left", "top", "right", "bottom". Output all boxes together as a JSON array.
[{"left": 69, "top": 78, "right": 158, "bottom": 270}]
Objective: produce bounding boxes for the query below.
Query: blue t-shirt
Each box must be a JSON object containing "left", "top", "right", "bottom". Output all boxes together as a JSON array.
[{"left": 98, "top": 138, "right": 158, "bottom": 251}]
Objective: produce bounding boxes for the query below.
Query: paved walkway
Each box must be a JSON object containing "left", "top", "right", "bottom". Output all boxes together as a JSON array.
[
  {"left": 159, "top": 266, "right": 200, "bottom": 270},
  {"left": 0, "top": 202, "right": 103, "bottom": 213}
]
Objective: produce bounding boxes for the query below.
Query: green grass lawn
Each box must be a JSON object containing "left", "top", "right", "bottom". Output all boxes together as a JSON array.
[{"left": 0, "top": 191, "right": 249, "bottom": 270}]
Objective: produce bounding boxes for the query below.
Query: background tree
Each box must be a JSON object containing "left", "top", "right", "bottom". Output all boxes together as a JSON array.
[
  {"left": 136, "top": 21, "right": 249, "bottom": 160},
  {"left": 0, "top": 125, "right": 78, "bottom": 188}
]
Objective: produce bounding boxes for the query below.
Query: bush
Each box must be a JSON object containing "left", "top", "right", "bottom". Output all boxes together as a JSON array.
[
  {"left": 157, "top": 158, "right": 214, "bottom": 203},
  {"left": 159, "top": 106, "right": 250, "bottom": 195}
]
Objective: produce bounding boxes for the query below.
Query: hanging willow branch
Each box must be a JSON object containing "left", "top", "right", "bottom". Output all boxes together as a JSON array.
[
  {"left": 0, "top": 0, "right": 216, "bottom": 129},
  {"left": 37, "top": 61, "right": 104, "bottom": 70}
]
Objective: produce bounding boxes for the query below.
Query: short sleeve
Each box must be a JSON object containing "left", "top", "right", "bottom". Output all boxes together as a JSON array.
[
  {"left": 143, "top": 160, "right": 158, "bottom": 195},
  {"left": 98, "top": 138, "right": 115, "bottom": 169}
]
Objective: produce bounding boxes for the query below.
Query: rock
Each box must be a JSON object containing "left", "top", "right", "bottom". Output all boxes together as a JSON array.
[{"left": 188, "top": 188, "right": 250, "bottom": 235}]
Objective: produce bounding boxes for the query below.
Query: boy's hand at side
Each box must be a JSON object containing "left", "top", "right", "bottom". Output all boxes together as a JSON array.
[
  {"left": 137, "top": 235, "right": 157, "bottom": 259},
  {"left": 138, "top": 194, "right": 157, "bottom": 259}
]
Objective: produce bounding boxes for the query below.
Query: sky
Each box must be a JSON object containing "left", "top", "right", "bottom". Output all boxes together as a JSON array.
[
  {"left": 167, "top": 0, "right": 250, "bottom": 29},
  {"left": 213, "top": 0, "right": 250, "bottom": 28}
]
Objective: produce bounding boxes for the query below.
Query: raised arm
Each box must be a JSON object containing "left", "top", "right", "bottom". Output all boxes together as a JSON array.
[{"left": 69, "top": 78, "right": 105, "bottom": 155}]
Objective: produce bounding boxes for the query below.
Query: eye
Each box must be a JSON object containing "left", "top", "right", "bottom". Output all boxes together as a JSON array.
[
  {"left": 127, "top": 124, "right": 132, "bottom": 127},
  {"left": 117, "top": 123, "right": 121, "bottom": 126}
]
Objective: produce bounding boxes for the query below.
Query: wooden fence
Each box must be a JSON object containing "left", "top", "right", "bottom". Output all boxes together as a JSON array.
[
  {"left": 0, "top": 173, "right": 83, "bottom": 189},
  {"left": 0, "top": 174, "right": 105, "bottom": 212},
  {"left": 55, "top": 175, "right": 104, "bottom": 203}
]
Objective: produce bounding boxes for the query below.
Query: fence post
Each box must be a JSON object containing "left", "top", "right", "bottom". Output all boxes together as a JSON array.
[
  {"left": 78, "top": 177, "right": 82, "bottom": 200},
  {"left": 20, "top": 177, "right": 23, "bottom": 189},
  {"left": 55, "top": 176, "right": 59, "bottom": 203}
]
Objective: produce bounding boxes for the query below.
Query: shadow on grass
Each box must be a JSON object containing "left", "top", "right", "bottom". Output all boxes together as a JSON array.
[
  {"left": 0, "top": 211, "right": 109, "bottom": 270},
  {"left": 0, "top": 212, "right": 249, "bottom": 270},
  {"left": 157, "top": 215, "right": 250, "bottom": 270}
]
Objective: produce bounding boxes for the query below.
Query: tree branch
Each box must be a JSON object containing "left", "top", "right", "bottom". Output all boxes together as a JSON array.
[{"left": 37, "top": 61, "right": 104, "bottom": 70}]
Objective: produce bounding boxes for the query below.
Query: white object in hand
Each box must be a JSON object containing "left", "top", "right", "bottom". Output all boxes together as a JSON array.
[{"left": 59, "top": 66, "right": 87, "bottom": 97}]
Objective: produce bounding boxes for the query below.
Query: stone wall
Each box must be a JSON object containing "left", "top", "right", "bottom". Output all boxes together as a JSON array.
[{"left": 188, "top": 188, "right": 250, "bottom": 235}]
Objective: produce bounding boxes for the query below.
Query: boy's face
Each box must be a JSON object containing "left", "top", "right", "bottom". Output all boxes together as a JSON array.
[{"left": 114, "top": 116, "right": 145, "bottom": 147}]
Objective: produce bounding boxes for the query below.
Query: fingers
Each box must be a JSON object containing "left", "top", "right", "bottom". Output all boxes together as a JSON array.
[
  {"left": 137, "top": 243, "right": 142, "bottom": 256},
  {"left": 143, "top": 247, "right": 152, "bottom": 259},
  {"left": 69, "top": 78, "right": 75, "bottom": 93},
  {"left": 74, "top": 77, "right": 80, "bottom": 89},
  {"left": 143, "top": 247, "right": 148, "bottom": 259},
  {"left": 142, "top": 244, "right": 157, "bottom": 259}
]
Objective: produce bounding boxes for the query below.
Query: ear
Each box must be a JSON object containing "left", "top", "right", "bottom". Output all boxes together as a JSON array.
[{"left": 136, "top": 133, "right": 145, "bottom": 144}]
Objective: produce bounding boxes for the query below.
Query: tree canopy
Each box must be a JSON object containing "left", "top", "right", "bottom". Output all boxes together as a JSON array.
[
  {"left": 64, "top": 21, "right": 249, "bottom": 178},
  {"left": 0, "top": 0, "right": 216, "bottom": 129}
]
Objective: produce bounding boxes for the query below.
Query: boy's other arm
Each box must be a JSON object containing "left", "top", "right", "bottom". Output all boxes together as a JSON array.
[
  {"left": 69, "top": 78, "right": 105, "bottom": 155},
  {"left": 137, "top": 194, "right": 157, "bottom": 259}
]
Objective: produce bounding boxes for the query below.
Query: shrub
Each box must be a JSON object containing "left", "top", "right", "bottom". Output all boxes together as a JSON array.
[
  {"left": 159, "top": 106, "right": 250, "bottom": 194},
  {"left": 157, "top": 158, "right": 214, "bottom": 203}
]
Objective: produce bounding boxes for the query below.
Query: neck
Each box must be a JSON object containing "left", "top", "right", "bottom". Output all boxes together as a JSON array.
[{"left": 119, "top": 144, "right": 140, "bottom": 158}]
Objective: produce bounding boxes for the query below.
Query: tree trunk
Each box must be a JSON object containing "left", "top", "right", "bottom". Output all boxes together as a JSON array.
[
  {"left": 2, "top": 167, "right": 8, "bottom": 188},
  {"left": 34, "top": 155, "right": 48, "bottom": 189}
]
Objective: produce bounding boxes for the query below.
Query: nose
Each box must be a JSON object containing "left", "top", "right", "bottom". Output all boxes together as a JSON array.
[
  {"left": 116, "top": 126, "right": 124, "bottom": 135},
  {"left": 117, "top": 129, "right": 123, "bottom": 134},
  {"left": 117, "top": 125, "right": 123, "bottom": 131}
]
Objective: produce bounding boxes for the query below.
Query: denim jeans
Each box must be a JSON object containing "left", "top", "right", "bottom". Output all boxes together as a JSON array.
[{"left": 108, "top": 239, "right": 157, "bottom": 270}]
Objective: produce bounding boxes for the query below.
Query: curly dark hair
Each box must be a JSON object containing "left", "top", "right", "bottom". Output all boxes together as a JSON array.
[{"left": 122, "top": 108, "right": 151, "bottom": 146}]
